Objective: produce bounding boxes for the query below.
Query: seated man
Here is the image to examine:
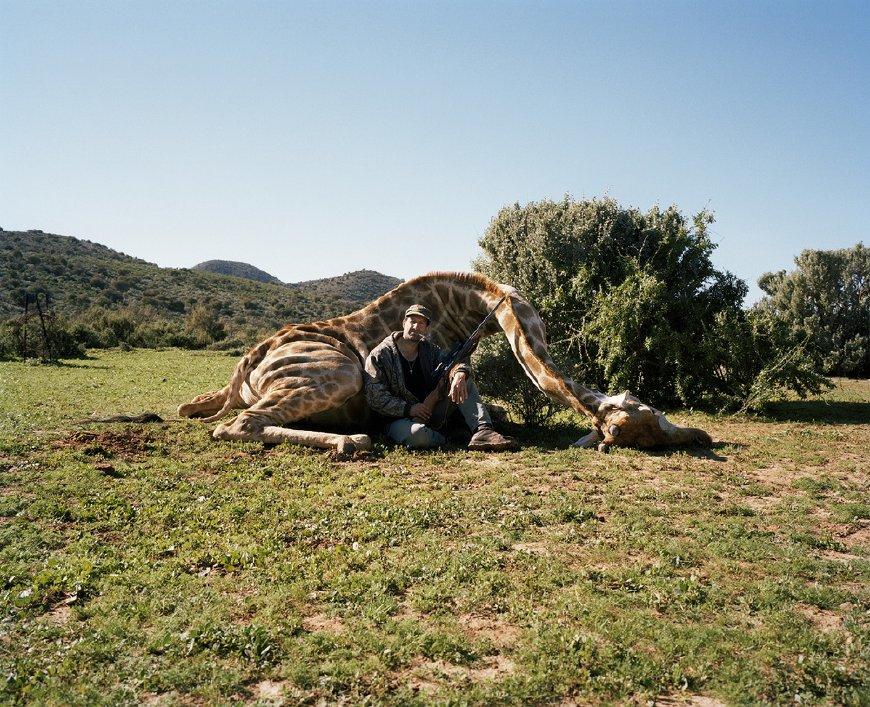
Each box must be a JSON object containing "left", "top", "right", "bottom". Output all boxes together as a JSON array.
[{"left": 364, "top": 304, "right": 517, "bottom": 451}]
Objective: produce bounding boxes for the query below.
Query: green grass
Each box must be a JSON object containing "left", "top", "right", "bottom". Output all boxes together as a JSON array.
[{"left": 1, "top": 351, "right": 868, "bottom": 705}]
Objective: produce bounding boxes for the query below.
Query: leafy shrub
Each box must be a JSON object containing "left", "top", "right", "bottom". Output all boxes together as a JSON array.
[
  {"left": 473, "top": 336, "right": 556, "bottom": 424},
  {"left": 0, "top": 316, "right": 85, "bottom": 360},
  {"left": 474, "top": 196, "right": 828, "bottom": 418},
  {"left": 185, "top": 304, "right": 226, "bottom": 346},
  {"left": 756, "top": 243, "right": 868, "bottom": 377},
  {"left": 0, "top": 321, "right": 17, "bottom": 360}
]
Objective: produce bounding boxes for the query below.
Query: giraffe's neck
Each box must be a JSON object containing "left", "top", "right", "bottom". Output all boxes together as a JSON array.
[
  {"left": 331, "top": 272, "right": 508, "bottom": 354},
  {"left": 310, "top": 271, "right": 608, "bottom": 420},
  {"left": 493, "top": 295, "right": 608, "bottom": 420}
]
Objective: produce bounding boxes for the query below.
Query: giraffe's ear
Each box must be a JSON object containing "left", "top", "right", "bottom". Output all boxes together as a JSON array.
[{"left": 608, "top": 391, "right": 629, "bottom": 408}]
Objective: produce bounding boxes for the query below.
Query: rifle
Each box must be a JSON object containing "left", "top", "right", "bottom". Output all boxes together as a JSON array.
[{"left": 412, "top": 295, "right": 507, "bottom": 425}]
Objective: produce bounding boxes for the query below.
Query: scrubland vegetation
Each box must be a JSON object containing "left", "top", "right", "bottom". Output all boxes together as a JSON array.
[
  {"left": 0, "top": 350, "right": 867, "bottom": 704},
  {"left": 0, "top": 230, "right": 399, "bottom": 358},
  {"left": 474, "top": 198, "right": 867, "bottom": 416},
  {"left": 1, "top": 203, "right": 866, "bottom": 703}
]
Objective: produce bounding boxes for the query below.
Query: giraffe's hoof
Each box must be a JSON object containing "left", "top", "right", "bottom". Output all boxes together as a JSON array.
[
  {"left": 336, "top": 437, "right": 357, "bottom": 456},
  {"left": 213, "top": 424, "right": 237, "bottom": 441},
  {"left": 349, "top": 434, "right": 372, "bottom": 452}
]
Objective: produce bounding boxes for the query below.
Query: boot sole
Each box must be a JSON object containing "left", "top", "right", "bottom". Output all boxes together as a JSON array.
[{"left": 467, "top": 441, "right": 518, "bottom": 452}]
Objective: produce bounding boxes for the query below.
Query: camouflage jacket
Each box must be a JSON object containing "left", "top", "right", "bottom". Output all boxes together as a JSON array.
[{"left": 363, "top": 332, "right": 472, "bottom": 419}]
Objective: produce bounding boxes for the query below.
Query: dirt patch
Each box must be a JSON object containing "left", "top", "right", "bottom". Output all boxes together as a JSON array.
[
  {"left": 747, "top": 464, "right": 798, "bottom": 491},
  {"left": 740, "top": 494, "right": 780, "bottom": 512},
  {"left": 467, "top": 654, "right": 516, "bottom": 680},
  {"left": 819, "top": 549, "right": 863, "bottom": 562},
  {"left": 44, "top": 604, "right": 73, "bottom": 625},
  {"left": 404, "top": 657, "right": 466, "bottom": 690},
  {"left": 512, "top": 541, "right": 549, "bottom": 555},
  {"left": 54, "top": 429, "right": 157, "bottom": 460},
  {"left": 459, "top": 613, "right": 521, "bottom": 649},
  {"left": 403, "top": 654, "right": 516, "bottom": 692},
  {"left": 140, "top": 692, "right": 206, "bottom": 706},
  {"left": 251, "top": 680, "right": 293, "bottom": 704},
  {"left": 655, "top": 696, "right": 726, "bottom": 706},
  {"left": 302, "top": 612, "right": 345, "bottom": 634},
  {"left": 794, "top": 602, "right": 843, "bottom": 632},
  {"left": 840, "top": 522, "right": 869, "bottom": 550}
]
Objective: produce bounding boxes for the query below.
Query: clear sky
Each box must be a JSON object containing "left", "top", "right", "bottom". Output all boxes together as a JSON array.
[{"left": 2, "top": 0, "right": 868, "bottom": 302}]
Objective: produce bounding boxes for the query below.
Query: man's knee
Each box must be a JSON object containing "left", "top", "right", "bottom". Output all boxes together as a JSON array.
[{"left": 406, "top": 422, "right": 439, "bottom": 449}]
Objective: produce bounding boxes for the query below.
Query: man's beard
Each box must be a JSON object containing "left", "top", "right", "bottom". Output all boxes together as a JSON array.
[{"left": 405, "top": 331, "right": 427, "bottom": 341}]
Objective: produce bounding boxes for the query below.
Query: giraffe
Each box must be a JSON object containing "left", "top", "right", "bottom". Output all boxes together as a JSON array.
[{"left": 178, "top": 272, "right": 712, "bottom": 452}]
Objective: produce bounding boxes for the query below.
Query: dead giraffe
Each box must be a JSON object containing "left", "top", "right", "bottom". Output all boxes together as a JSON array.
[{"left": 178, "top": 272, "right": 712, "bottom": 452}]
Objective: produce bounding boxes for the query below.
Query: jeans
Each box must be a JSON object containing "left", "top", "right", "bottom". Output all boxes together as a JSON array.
[{"left": 387, "top": 379, "right": 492, "bottom": 449}]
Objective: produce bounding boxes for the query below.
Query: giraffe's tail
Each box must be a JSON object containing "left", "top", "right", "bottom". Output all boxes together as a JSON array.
[{"left": 178, "top": 387, "right": 231, "bottom": 419}]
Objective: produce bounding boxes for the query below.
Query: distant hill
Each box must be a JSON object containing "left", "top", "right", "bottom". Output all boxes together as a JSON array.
[
  {"left": 191, "top": 258, "right": 403, "bottom": 305},
  {"left": 193, "top": 259, "right": 282, "bottom": 284},
  {"left": 0, "top": 230, "right": 401, "bottom": 344},
  {"left": 290, "top": 270, "right": 402, "bottom": 303}
]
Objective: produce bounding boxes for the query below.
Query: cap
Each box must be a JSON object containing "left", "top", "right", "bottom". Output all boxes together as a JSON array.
[{"left": 403, "top": 304, "right": 433, "bottom": 323}]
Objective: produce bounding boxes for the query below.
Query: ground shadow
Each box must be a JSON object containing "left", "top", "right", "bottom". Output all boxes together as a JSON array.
[
  {"left": 643, "top": 441, "right": 738, "bottom": 461},
  {"left": 44, "top": 360, "right": 108, "bottom": 370},
  {"left": 503, "top": 421, "right": 735, "bottom": 460},
  {"left": 761, "top": 400, "right": 870, "bottom": 425},
  {"left": 255, "top": 419, "right": 736, "bottom": 461}
]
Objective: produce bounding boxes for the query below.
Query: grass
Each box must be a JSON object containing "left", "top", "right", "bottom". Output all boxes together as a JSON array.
[{"left": 0, "top": 350, "right": 867, "bottom": 705}]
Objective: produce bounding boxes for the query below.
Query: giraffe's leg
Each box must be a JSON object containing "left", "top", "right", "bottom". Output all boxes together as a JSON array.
[
  {"left": 178, "top": 387, "right": 229, "bottom": 418},
  {"left": 572, "top": 428, "right": 602, "bottom": 448},
  {"left": 212, "top": 384, "right": 371, "bottom": 453}
]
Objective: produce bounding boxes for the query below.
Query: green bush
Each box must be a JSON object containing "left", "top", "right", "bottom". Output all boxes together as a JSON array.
[
  {"left": 756, "top": 243, "right": 868, "bottom": 377},
  {"left": 474, "top": 196, "right": 829, "bottom": 417},
  {"left": 0, "top": 321, "right": 17, "bottom": 360},
  {"left": 185, "top": 304, "right": 226, "bottom": 346},
  {"left": 0, "top": 316, "right": 86, "bottom": 360},
  {"left": 473, "top": 336, "right": 557, "bottom": 425}
]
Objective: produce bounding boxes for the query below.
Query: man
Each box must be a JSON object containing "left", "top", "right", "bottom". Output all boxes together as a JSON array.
[{"left": 364, "top": 304, "right": 517, "bottom": 451}]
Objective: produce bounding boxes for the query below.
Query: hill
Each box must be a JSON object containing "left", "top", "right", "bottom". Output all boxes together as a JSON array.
[
  {"left": 192, "top": 259, "right": 283, "bottom": 284},
  {"left": 0, "top": 230, "right": 401, "bottom": 349},
  {"left": 290, "top": 269, "right": 402, "bottom": 303},
  {"left": 191, "top": 258, "right": 403, "bottom": 306}
]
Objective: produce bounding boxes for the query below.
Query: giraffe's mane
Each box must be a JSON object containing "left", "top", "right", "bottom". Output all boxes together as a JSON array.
[
  {"left": 372, "top": 270, "right": 506, "bottom": 307},
  {"left": 312, "top": 271, "right": 509, "bottom": 329}
]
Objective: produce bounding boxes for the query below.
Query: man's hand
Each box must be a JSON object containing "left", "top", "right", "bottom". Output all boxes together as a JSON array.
[
  {"left": 410, "top": 403, "right": 431, "bottom": 423},
  {"left": 449, "top": 372, "right": 468, "bottom": 405}
]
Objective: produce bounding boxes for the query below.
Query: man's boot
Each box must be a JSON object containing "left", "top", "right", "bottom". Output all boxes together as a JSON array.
[{"left": 468, "top": 424, "right": 518, "bottom": 452}]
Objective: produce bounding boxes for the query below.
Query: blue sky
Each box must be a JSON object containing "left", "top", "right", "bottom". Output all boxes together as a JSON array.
[{"left": 2, "top": 0, "right": 867, "bottom": 302}]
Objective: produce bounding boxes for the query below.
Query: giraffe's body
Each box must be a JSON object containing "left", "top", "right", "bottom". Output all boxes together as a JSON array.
[{"left": 179, "top": 272, "right": 711, "bottom": 451}]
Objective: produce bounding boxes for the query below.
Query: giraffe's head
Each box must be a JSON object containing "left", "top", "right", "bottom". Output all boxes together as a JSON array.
[{"left": 594, "top": 391, "right": 712, "bottom": 449}]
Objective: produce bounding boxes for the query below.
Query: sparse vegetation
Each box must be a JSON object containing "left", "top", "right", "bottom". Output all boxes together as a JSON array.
[
  {"left": 0, "top": 231, "right": 400, "bottom": 356},
  {"left": 756, "top": 243, "right": 868, "bottom": 378},
  {"left": 0, "top": 349, "right": 866, "bottom": 704}
]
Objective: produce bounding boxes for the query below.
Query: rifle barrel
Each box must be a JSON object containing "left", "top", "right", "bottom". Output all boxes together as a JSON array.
[{"left": 436, "top": 295, "right": 506, "bottom": 380}]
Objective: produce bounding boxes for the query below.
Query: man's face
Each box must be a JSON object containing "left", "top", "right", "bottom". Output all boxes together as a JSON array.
[{"left": 402, "top": 314, "right": 430, "bottom": 341}]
